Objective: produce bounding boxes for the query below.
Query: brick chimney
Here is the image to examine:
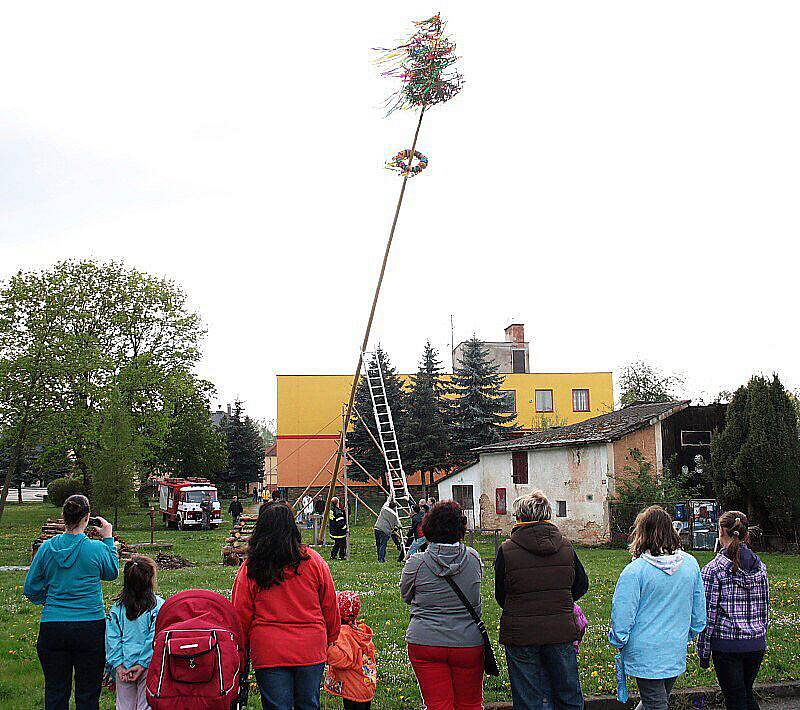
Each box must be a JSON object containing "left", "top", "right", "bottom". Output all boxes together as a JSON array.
[{"left": 504, "top": 323, "right": 525, "bottom": 344}]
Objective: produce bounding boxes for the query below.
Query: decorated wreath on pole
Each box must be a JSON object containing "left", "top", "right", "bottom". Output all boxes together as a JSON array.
[{"left": 386, "top": 149, "right": 429, "bottom": 177}]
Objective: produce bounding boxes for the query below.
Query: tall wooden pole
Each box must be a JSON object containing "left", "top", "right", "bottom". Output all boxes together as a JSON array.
[
  {"left": 342, "top": 405, "right": 351, "bottom": 559},
  {"left": 318, "top": 105, "right": 427, "bottom": 544}
]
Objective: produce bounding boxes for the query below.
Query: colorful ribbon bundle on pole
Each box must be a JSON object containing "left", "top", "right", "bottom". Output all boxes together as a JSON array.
[{"left": 374, "top": 13, "right": 464, "bottom": 116}]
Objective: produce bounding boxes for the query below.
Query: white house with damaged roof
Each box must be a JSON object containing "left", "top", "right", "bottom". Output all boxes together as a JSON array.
[{"left": 437, "top": 400, "right": 727, "bottom": 545}]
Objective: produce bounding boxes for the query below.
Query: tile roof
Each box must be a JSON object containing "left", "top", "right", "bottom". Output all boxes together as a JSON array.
[{"left": 477, "top": 400, "right": 691, "bottom": 453}]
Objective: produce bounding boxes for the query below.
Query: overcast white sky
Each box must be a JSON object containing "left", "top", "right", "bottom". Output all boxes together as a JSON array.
[{"left": 2, "top": 2, "right": 799, "bottom": 419}]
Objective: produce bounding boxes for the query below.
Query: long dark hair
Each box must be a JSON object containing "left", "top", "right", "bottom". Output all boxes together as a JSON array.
[
  {"left": 115, "top": 555, "right": 158, "bottom": 620},
  {"left": 719, "top": 510, "right": 750, "bottom": 573},
  {"left": 247, "top": 502, "right": 309, "bottom": 589}
]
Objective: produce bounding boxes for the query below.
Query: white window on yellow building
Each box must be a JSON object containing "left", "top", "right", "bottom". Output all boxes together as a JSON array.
[
  {"left": 535, "top": 389, "right": 553, "bottom": 413},
  {"left": 572, "top": 389, "right": 590, "bottom": 412}
]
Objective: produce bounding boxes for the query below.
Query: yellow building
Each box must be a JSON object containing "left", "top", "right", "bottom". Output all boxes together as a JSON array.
[{"left": 277, "top": 324, "right": 613, "bottom": 492}]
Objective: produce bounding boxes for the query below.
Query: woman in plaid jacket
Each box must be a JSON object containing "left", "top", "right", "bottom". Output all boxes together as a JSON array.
[{"left": 697, "top": 511, "right": 769, "bottom": 710}]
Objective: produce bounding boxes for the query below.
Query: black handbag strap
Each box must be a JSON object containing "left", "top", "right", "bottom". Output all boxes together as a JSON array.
[{"left": 442, "top": 575, "right": 489, "bottom": 639}]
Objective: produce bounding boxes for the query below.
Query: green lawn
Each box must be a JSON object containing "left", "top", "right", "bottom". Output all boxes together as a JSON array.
[{"left": 1, "top": 503, "right": 799, "bottom": 709}]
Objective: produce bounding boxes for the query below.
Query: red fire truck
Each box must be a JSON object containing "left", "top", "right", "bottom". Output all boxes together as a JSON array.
[{"left": 157, "top": 477, "right": 222, "bottom": 530}]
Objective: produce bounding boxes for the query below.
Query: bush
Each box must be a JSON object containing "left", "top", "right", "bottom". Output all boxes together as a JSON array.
[{"left": 47, "top": 477, "right": 86, "bottom": 507}]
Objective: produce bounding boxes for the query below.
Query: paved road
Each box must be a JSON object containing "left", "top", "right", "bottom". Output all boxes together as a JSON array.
[{"left": 3, "top": 487, "right": 47, "bottom": 503}]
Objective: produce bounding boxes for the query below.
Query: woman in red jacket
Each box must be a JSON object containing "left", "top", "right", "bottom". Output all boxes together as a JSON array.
[{"left": 231, "top": 502, "right": 341, "bottom": 710}]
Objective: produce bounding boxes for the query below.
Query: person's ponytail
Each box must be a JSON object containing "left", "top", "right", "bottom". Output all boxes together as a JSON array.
[{"left": 719, "top": 510, "right": 750, "bottom": 573}]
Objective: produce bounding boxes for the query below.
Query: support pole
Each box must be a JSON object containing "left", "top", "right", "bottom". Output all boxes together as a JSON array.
[
  {"left": 336, "top": 477, "right": 378, "bottom": 517},
  {"left": 318, "top": 105, "right": 427, "bottom": 544},
  {"left": 342, "top": 405, "right": 350, "bottom": 559},
  {"left": 291, "top": 448, "right": 339, "bottom": 512},
  {"left": 348, "top": 454, "right": 390, "bottom": 497}
]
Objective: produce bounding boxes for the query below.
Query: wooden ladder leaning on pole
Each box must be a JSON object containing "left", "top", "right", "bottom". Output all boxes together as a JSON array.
[{"left": 317, "top": 106, "right": 426, "bottom": 545}]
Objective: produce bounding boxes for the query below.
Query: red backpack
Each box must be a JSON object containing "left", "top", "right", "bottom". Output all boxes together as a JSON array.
[{"left": 146, "top": 589, "right": 248, "bottom": 710}]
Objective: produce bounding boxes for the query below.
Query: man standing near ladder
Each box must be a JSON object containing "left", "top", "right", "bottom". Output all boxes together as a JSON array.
[{"left": 329, "top": 497, "right": 348, "bottom": 560}]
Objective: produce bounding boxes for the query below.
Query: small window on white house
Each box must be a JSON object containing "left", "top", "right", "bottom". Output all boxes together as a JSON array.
[
  {"left": 681, "top": 430, "right": 712, "bottom": 447},
  {"left": 512, "top": 451, "right": 529, "bottom": 485},
  {"left": 556, "top": 500, "right": 567, "bottom": 517},
  {"left": 535, "top": 389, "right": 554, "bottom": 412}
]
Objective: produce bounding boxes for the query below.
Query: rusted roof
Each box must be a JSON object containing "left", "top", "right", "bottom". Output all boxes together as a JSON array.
[{"left": 477, "top": 400, "right": 691, "bottom": 453}]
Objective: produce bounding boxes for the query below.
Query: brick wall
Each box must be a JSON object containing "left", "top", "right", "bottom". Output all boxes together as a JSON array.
[{"left": 613, "top": 425, "right": 658, "bottom": 481}]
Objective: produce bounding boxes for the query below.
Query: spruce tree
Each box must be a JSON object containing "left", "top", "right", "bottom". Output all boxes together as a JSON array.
[
  {"left": 405, "top": 341, "right": 451, "bottom": 497},
  {"left": 347, "top": 347, "right": 409, "bottom": 486},
  {"left": 712, "top": 374, "right": 800, "bottom": 536},
  {"left": 219, "top": 400, "right": 264, "bottom": 493},
  {"left": 450, "top": 337, "right": 518, "bottom": 463}
]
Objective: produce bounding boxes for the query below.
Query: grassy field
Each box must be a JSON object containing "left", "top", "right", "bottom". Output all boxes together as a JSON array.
[{"left": 1, "top": 503, "right": 799, "bottom": 709}]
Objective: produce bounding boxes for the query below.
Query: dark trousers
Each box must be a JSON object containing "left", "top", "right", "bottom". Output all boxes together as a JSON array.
[
  {"left": 712, "top": 650, "right": 766, "bottom": 710},
  {"left": 37, "top": 619, "right": 106, "bottom": 710},
  {"left": 391, "top": 532, "right": 404, "bottom": 559},
  {"left": 374, "top": 530, "right": 390, "bottom": 562},
  {"left": 634, "top": 677, "right": 677, "bottom": 710},
  {"left": 255, "top": 663, "right": 325, "bottom": 710},
  {"left": 331, "top": 536, "right": 347, "bottom": 559},
  {"left": 505, "top": 642, "right": 584, "bottom": 710},
  {"left": 343, "top": 701, "right": 372, "bottom": 710}
]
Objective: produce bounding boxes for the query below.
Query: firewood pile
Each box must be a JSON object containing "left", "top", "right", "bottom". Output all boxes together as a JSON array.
[
  {"left": 222, "top": 515, "right": 257, "bottom": 566},
  {"left": 31, "top": 519, "right": 137, "bottom": 561},
  {"left": 154, "top": 551, "right": 193, "bottom": 570}
]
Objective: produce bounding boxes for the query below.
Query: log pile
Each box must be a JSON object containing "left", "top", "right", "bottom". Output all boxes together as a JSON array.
[
  {"left": 222, "top": 515, "right": 257, "bottom": 566},
  {"left": 31, "top": 519, "right": 137, "bottom": 561},
  {"left": 155, "top": 551, "right": 193, "bottom": 570}
]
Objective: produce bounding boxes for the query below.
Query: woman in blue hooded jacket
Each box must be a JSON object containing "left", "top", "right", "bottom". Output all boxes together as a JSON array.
[
  {"left": 24, "top": 494, "right": 119, "bottom": 710},
  {"left": 609, "top": 506, "right": 707, "bottom": 710}
]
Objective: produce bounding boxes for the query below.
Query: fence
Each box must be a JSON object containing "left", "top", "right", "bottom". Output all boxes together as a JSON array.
[{"left": 608, "top": 499, "right": 720, "bottom": 550}]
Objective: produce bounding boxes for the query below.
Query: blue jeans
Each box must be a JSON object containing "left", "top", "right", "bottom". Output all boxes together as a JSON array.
[
  {"left": 374, "top": 530, "right": 390, "bottom": 562},
  {"left": 255, "top": 663, "right": 325, "bottom": 710},
  {"left": 505, "top": 642, "right": 584, "bottom": 710}
]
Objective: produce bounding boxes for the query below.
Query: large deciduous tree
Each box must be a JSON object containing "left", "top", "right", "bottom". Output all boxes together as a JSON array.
[
  {"left": 404, "top": 341, "right": 451, "bottom": 497},
  {"left": 618, "top": 360, "right": 685, "bottom": 407},
  {"left": 0, "top": 259, "right": 205, "bottom": 522},
  {"left": 0, "top": 269, "right": 64, "bottom": 521},
  {"left": 712, "top": 374, "right": 800, "bottom": 537},
  {"left": 160, "top": 375, "right": 227, "bottom": 480},
  {"left": 449, "top": 337, "right": 517, "bottom": 463}
]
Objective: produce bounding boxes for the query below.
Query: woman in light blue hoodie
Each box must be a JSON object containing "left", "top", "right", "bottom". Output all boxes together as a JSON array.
[
  {"left": 609, "top": 506, "right": 707, "bottom": 710},
  {"left": 24, "top": 494, "right": 119, "bottom": 710},
  {"left": 106, "top": 555, "right": 164, "bottom": 710}
]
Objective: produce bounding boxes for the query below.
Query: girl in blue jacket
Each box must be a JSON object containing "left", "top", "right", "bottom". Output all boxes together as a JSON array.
[
  {"left": 106, "top": 555, "right": 164, "bottom": 710},
  {"left": 609, "top": 506, "right": 707, "bottom": 710}
]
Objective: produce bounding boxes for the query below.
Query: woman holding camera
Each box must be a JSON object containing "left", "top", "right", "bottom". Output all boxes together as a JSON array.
[{"left": 24, "top": 494, "right": 119, "bottom": 710}]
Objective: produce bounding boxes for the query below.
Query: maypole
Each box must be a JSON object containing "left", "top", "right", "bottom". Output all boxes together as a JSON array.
[{"left": 317, "top": 13, "right": 463, "bottom": 545}]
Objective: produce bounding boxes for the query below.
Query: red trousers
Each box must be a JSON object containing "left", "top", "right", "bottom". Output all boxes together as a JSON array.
[{"left": 408, "top": 643, "right": 484, "bottom": 710}]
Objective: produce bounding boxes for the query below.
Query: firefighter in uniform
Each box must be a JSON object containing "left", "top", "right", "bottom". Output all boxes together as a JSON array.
[{"left": 329, "top": 497, "right": 348, "bottom": 560}]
